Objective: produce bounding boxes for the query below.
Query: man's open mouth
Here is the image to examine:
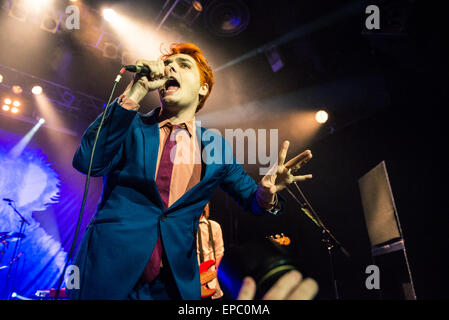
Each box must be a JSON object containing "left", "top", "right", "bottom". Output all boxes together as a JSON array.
[{"left": 163, "top": 77, "right": 180, "bottom": 95}]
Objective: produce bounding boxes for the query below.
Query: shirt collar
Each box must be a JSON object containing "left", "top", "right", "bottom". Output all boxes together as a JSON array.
[
  {"left": 138, "top": 107, "right": 196, "bottom": 137},
  {"left": 158, "top": 116, "right": 195, "bottom": 137}
]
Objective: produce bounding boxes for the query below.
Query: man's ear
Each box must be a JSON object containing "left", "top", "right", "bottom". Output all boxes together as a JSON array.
[{"left": 199, "top": 83, "right": 209, "bottom": 97}]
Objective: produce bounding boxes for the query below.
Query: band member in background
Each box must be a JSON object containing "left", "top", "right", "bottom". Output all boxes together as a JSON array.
[
  {"left": 71, "top": 42, "right": 313, "bottom": 300},
  {"left": 197, "top": 203, "right": 224, "bottom": 299}
]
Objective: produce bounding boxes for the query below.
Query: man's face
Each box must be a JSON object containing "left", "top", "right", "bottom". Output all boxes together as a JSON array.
[{"left": 158, "top": 53, "right": 208, "bottom": 110}]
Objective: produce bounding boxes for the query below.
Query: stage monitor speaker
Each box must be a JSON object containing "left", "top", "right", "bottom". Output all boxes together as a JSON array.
[{"left": 358, "top": 161, "right": 416, "bottom": 300}]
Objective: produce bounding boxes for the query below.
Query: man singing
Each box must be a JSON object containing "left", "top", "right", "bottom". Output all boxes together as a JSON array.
[{"left": 70, "top": 43, "right": 313, "bottom": 300}]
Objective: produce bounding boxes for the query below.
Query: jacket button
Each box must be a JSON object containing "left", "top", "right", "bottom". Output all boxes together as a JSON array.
[{"left": 161, "top": 215, "right": 167, "bottom": 222}]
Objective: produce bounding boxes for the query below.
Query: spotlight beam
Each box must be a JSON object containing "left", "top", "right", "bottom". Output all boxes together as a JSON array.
[
  {"left": 156, "top": 0, "right": 181, "bottom": 31},
  {"left": 8, "top": 119, "right": 46, "bottom": 159},
  {"left": 103, "top": 8, "right": 118, "bottom": 23},
  {"left": 0, "top": 112, "right": 77, "bottom": 136},
  {"left": 101, "top": 9, "right": 174, "bottom": 60}
]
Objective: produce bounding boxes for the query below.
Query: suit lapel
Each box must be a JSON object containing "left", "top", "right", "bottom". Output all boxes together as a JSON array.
[{"left": 139, "top": 108, "right": 164, "bottom": 210}]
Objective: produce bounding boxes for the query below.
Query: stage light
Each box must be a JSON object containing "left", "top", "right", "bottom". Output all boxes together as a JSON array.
[
  {"left": 265, "top": 46, "right": 284, "bottom": 72},
  {"left": 34, "top": 92, "right": 71, "bottom": 136},
  {"left": 192, "top": 1, "right": 203, "bottom": 11},
  {"left": 12, "top": 85, "right": 23, "bottom": 94},
  {"left": 28, "top": 0, "right": 52, "bottom": 6},
  {"left": 32, "top": 86, "right": 43, "bottom": 95},
  {"left": 4, "top": 98, "right": 12, "bottom": 105},
  {"left": 103, "top": 9, "right": 118, "bottom": 23},
  {"left": 203, "top": 0, "right": 250, "bottom": 37},
  {"left": 315, "top": 110, "right": 328, "bottom": 124},
  {"left": 11, "top": 107, "right": 19, "bottom": 114},
  {"left": 103, "top": 42, "right": 119, "bottom": 59},
  {"left": 25, "top": 0, "right": 53, "bottom": 11},
  {"left": 8, "top": 0, "right": 28, "bottom": 22},
  {"left": 0, "top": 74, "right": 3, "bottom": 83},
  {"left": 2, "top": 105, "right": 10, "bottom": 111},
  {"left": 13, "top": 100, "right": 21, "bottom": 107},
  {"left": 62, "top": 91, "right": 75, "bottom": 105},
  {"left": 40, "top": 9, "right": 62, "bottom": 34}
]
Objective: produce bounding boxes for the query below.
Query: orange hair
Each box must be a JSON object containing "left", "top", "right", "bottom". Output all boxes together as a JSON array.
[{"left": 160, "top": 43, "right": 214, "bottom": 112}]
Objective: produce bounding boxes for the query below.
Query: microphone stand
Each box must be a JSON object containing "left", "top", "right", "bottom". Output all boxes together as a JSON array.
[
  {"left": 0, "top": 240, "right": 6, "bottom": 267},
  {"left": 285, "top": 182, "right": 350, "bottom": 300},
  {"left": 4, "top": 200, "right": 29, "bottom": 299}
]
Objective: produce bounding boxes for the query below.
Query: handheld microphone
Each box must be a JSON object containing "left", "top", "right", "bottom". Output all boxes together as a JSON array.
[{"left": 123, "top": 65, "right": 150, "bottom": 75}]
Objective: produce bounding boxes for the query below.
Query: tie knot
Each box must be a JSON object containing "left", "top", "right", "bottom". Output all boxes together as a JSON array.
[
  {"left": 168, "top": 123, "right": 186, "bottom": 131},
  {"left": 168, "top": 123, "right": 190, "bottom": 139}
]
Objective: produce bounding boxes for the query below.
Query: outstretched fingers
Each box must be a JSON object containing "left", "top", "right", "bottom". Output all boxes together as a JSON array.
[
  {"left": 278, "top": 140, "right": 290, "bottom": 168},
  {"left": 293, "top": 174, "right": 313, "bottom": 182},
  {"left": 284, "top": 150, "right": 312, "bottom": 171}
]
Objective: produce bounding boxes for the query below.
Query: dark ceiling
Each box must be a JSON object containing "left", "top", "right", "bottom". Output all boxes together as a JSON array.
[
  {"left": 1, "top": 0, "right": 441, "bottom": 133},
  {"left": 0, "top": 0, "right": 382, "bottom": 129}
]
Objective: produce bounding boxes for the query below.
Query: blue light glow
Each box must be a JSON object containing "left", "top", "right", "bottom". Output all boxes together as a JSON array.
[{"left": 0, "top": 147, "right": 67, "bottom": 299}]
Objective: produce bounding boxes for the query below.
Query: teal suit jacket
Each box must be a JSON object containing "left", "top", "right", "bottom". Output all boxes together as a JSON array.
[{"left": 69, "top": 99, "right": 282, "bottom": 299}]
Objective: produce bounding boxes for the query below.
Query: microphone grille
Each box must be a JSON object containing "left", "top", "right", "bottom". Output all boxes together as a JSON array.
[{"left": 124, "top": 65, "right": 138, "bottom": 72}]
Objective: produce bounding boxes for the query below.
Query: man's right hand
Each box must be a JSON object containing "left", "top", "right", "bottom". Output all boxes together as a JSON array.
[{"left": 123, "top": 59, "right": 167, "bottom": 105}]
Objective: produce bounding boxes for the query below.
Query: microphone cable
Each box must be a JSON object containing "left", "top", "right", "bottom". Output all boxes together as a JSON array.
[{"left": 53, "top": 68, "right": 126, "bottom": 299}]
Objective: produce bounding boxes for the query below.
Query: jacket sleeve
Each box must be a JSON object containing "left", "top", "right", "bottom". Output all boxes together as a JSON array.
[
  {"left": 217, "top": 136, "right": 285, "bottom": 216},
  {"left": 72, "top": 98, "right": 137, "bottom": 177},
  {"left": 219, "top": 162, "right": 285, "bottom": 216}
]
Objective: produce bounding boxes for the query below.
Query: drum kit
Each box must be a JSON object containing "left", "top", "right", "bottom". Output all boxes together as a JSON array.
[
  {"left": 1, "top": 199, "right": 68, "bottom": 300},
  {"left": 0, "top": 232, "right": 26, "bottom": 268},
  {"left": 1, "top": 198, "right": 29, "bottom": 299},
  {"left": 1, "top": 229, "right": 69, "bottom": 300}
]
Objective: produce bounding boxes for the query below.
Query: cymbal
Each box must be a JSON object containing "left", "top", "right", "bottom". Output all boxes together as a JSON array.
[
  {"left": 0, "top": 232, "right": 26, "bottom": 242},
  {"left": 0, "top": 232, "right": 9, "bottom": 241}
]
